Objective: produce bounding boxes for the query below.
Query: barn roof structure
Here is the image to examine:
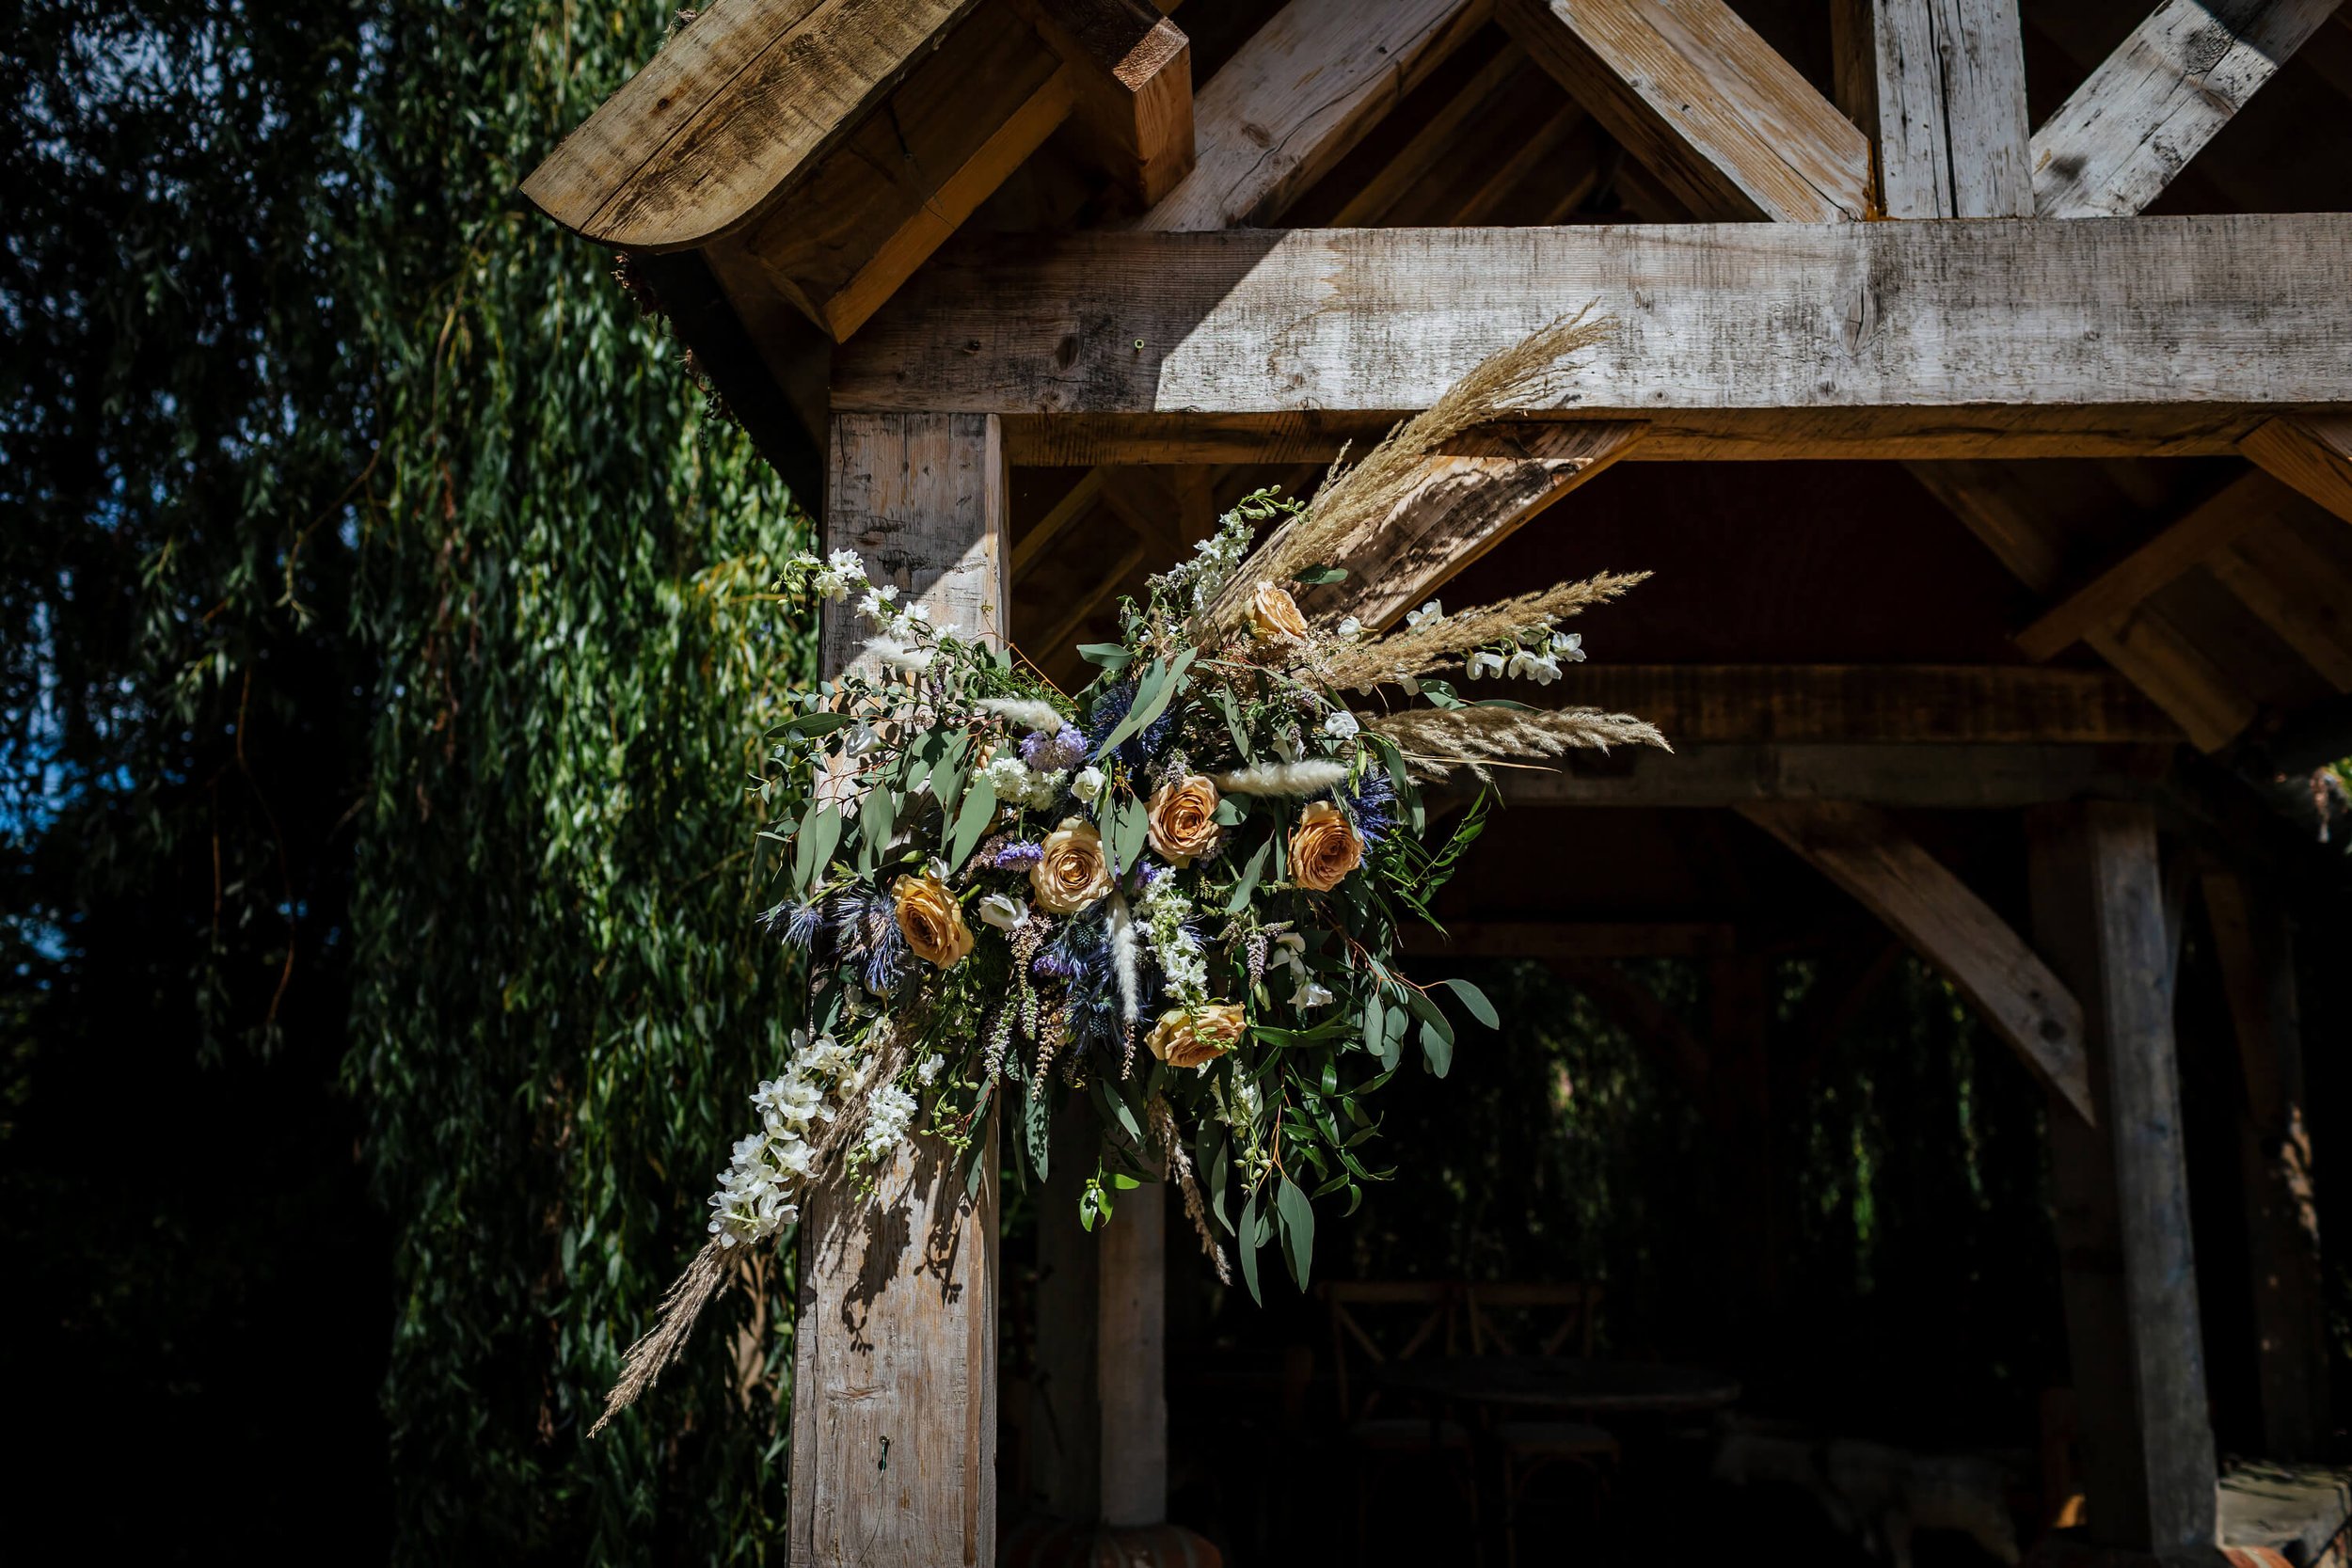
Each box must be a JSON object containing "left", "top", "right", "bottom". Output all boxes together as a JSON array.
[{"left": 525, "top": 2, "right": 2352, "bottom": 1561}]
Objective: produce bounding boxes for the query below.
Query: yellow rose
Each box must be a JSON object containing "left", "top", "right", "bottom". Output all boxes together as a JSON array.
[
  {"left": 1248, "top": 580, "right": 1310, "bottom": 641},
  {"left": 892, "top": 874, "right": 975, "bottom": 969},
  {"left": 1146, "top": 774, "right": 1222, "bottom": 868},
  {"left": 1146, "top": 1003, "right": 1248, "bottom": 1070},
  {"left": 1289, "top": 799, "right": 1363, "bottom": 892},
  {"left": 1031, "top": 816, "right": 1114, "bottom": 914}
]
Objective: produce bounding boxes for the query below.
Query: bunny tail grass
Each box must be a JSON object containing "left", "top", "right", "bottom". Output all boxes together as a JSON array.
[{"left": 590, "top": 1239, "right": 729, "bottom": 1437}]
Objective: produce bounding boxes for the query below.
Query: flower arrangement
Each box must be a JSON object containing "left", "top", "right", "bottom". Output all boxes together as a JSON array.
[{"left": 592, "top": 315, "right": 1666, "bottom": 1433}]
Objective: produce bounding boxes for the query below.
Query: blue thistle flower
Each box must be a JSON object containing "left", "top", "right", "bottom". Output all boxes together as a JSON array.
[
  {"left": 829, "top": 887, "right": 911, "bottom": 992},
  {"left": 1083, "top": 682, "right": 1177, "bottom": 769},
  {"left": 775, "top": 899, "right": 826, "bottom": 950},
  {"left": 1343, "top": 768, "right": 1397, "bottom": 845}
]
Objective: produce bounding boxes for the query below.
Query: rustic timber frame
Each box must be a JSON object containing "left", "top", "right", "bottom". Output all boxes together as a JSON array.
[{"left": 527, "top": 1, "right": 2352, "bottom": 1560}]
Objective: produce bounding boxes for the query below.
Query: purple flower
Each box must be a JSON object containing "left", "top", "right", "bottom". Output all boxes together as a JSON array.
[
  {"left": 993, "top": 840, "right": 1043, "bottom": 870},
  {"left": 1021, "top": 727, "right": 1089, "bottom": 770}
]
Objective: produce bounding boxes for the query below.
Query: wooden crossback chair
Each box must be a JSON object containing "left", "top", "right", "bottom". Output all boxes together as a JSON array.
[
  {"left": 1320, "top": 1281, "right": 1479, "bottom": 1562},
  {"left": 1465, "top": 1283, "right": 1618, "bottom": 1568}
]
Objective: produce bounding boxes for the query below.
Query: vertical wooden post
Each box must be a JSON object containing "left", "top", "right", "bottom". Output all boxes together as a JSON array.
[
  {"left": 2203, "top": 870, "right": 2330, "bottom": 1461},
  {"left": 791, "top": 411, "right": 1005, "bottom": 1568},
  {"left": 1097, "top": 1182, "right": 1168, "bottom": 1528},
  {"left": 1830, "top": 0, "right": 2032, "bottom": 218},
  {"left": 1031, "top": 1103, "right": 1102, "bottom": 1522},
  {"left": 2028, "top": 802, "right": 2217, "bottom": 1555}
]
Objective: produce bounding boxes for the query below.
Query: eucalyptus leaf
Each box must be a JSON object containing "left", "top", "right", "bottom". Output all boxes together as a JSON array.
[
  {"left": 1437, "top": 976, "right": 1500, "bottom": 1029},
  {"left": 1238, "top": 1194, "right": 1263, "bottom": 1305},
  {"left": 1293, "top": 564, "right": 1347, "bottom": 584},
  {"left": 1277, "top": 1175, "right": 1314, "bottom": 1291},
  {"left": 1224, "top": 836, "right": 1273, "bottom": 913},
  {"left": 946, "top": 774, "right": 997, "bottom": 868}
]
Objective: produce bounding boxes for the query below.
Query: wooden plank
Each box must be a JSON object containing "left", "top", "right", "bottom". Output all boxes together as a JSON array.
[
  {"left": 1403, "top": 921, "right": 1740, "bottom": 958},
  {"left": 1016, "top": 0, "right": 1195, "bottom": 207},
  {"left": 1905, "top": 460, "right": 2261, "bottom": 752},
  {"left": 2030, "top": 0, "right": 2344, "bottom": 219},
  {"left": 2242, "top": 414, "right": 2352, "bottom": 528},
  {"left": 1485, "top": 742, "right": 2176, "bottom": 808},
  {"left": 725, "top": 1, "right": 1074, "bottom": 341},
  {"left": 832, "top": 217, "right": 2352, "bottom": 426},
  {"left": 1096, "top": 1181, "right": 1167, "bottom": 1527},
  {"left": 793, "top": 411, "right": 1004, "bottom": 1566},
  {"left": 1830, "top": 0, "right": 2030, "bottom": 218},
  {"left": 521, "top": 0, "right": 985, "bottom": 250},
  {"left": 2026, "top": 803, "right": 2217, "bottom": 1553},
  {"left": 1136, "top": 0, "right": 1488, "bottom": 231},
  {"left": 1297, "top": 421, "right": 1644, "bottom": 632},
  {"left": 2207, "top": 515, "right": 2352, "bottom": 692},
  {"left": 2014, "top": 471, "right": 2289, "bottom": 661},
  {"left": 2202, "top": 871, "right": 2331, "bottom": 1462},
  {"left": 1737, "top": 800, "right": 2095, "bottom": 1124},
  {"left": 1500, "top": 0, "right": 1871, "bottom": 222}
]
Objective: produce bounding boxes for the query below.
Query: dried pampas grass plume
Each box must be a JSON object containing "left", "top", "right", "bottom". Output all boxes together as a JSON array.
[
  {"left": 1322, "top": 570, "right": 1649, "bottom": 690},
  {"left": 1198, "top": 307, "right": 1613, "bottom": 639},
  {"left": 1367, "top": 705, "right": 1668, "bottom": 783}
]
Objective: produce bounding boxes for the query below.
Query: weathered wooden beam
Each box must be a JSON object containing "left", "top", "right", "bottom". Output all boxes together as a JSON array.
[
  {"left": 1136, "top": 0, "right": 1486, "bottom": 231},
  {"left": 1298, "top": 422, "right": 1645, "bottom": 632},
  {"left": 720, "top": 1, "right": 1074, "bottom": 341},
  {"left": 1830, "top": 0, "right": 2030, "bottom": 218},
  {"left": 2013, "top": 471, "right": 2289, "bottom": 661},
  {"left": 1404, "top": 921, "right": 1740, "bottom": 959},
  {"left": 1907, "top": 460, "right": 2260, "bottom": 752},
  {"left": 2201, "top": 869, "right": 2331, "bottom": 1462},
  {"left": 2242, "top": 414, "right": 2352, "bottom": 529},
  {"left": 833, "top": 217, "right": 2352, "bottom": 432},
  {"left": 2027, "top": 802, "right": 2217, "bottom": 1553},
  {"left": 1016, "top": 0, "right": 1195, "bottom": 207},
  {"left": 2030, "top": 0, "right": 2344, "bottom": 219},
  {"left": 1737, "top": 800, "right": 2095, "bottom": 1123},
  {"left": 793, "top": 410, "right": 1005, "bottom": 1568},
  {"left": 2207, "top": 516, "right": 2352, "bottom": 693},
  {"left": 522, "top": 0, "right": 985, "bottom": 250},
  {"left": 1485, "top": 742, "right": 2175, "bottom": 808},
  {"left": 1500, "top": 0, "right": 1871, "bottom": 222}
]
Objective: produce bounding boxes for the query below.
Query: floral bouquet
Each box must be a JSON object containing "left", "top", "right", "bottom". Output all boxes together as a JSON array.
[{"left": 593, "top": 316, "right": 1666, "bottom": 1433}]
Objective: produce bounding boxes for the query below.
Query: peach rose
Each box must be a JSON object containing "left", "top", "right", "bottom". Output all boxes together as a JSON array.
[
  {"left": 1146, "top": 774, "right": 1222, "bottom": 868},
  {"left": 1289, "top": 800, "right": 1363, "bottom": 892},
  {"left": 1146, "top": 1003, "right": 1248, "bottom": 1070},
  {"left": 1031, "top": 816, "right": 1114, "bottom": 914},
  {"left": 892, "top": 874, "right": 975, "bottom": 969},
  {"left": 1248, "top": 580, "right": 1309, "bottom": 642}
]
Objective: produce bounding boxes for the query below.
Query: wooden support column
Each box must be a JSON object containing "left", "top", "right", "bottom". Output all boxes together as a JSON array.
[
  {"left": 2028, "top": 802, "right": 2217, "bottom": 1556},
  {"left": 1097, "top": 1175, "right": 1168, "bottom": 1528},
  {"left": 2203, "top": 871, "right": 2330, "bottom": 1462},
  {"left": 1830, "top": 0, "right": 2031, "bottom": 219},
  {"left": 792, "top": 412, "right": 1004, "bottom": 1568}
]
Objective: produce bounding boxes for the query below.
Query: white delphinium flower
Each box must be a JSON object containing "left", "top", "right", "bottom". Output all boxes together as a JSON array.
[
  {"left": 855, "top": 583, "right": 900, "bottom": 623},
  {"left": 707, "top": 1029, "right": 868, "bottom": 1248},
  {"left": 827, "top": 548, "right": 865, "bottom": 575},
  {"left": 1139, "top": 872, "right": 1208, "bottom": 1006},
  {"left": 853, "top": 1084, "right": 919, "bottom": 1167},
  {"left": 1549, "top": 631, "right": 1585, "bottom": 662},
  {"left": 1322, "top": 709, "right": 1361, "bottom": 741},
  {"left": 1405, "top": 599, "right": 1444, "bottom": 631},
  {"left": 1072, "top": 765, "right": 1107, "bottom": 804},
  {"left": 1468, "top": 650, "right": 1507, "bottom": 680},
  {"left": 1504, "top": 648, "right": 1563, "bottom": 686},
  {"left": 977, "top": 892, "right": 1029, "bottom": 931},
  {"left": 917, "top": 1053, "right": 946, "bottom": 1086},
  {"left": 1295, "top": 976, "right": 1335, "bottom": 1010}
]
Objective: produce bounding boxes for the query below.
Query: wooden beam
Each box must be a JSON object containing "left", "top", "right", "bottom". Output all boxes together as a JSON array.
[
  {"left": 2030, "top": 0, "right": 2344, "bottom": 219},
  {"left": 1096, "top": 1180, "right": 1167, "bottom": 1527},
  {"left": 1500, "top": 0, "right": 1871, "bottom": 223},
  {"left": 1404, "top": 921, "right": 1740, "bottom": 959},
  {"left": 794, "top": 412, "right": 1004, "bottom": 1566},
  {"left": 1011, "top": 468, "right": 1109, "bottom": 584},
  {"left": 720, "top": 1, "right": 1074, "bottom": 341},
  {"left": 2027, "top": 802, "right": 2217, "bottom": 1553},
  {"left": 2201, "top": 869, "right": 2331, "bottom": 1462},
  {"left": 833, "top": 217, "right": 2352, "bottom": 433},
  {"left": 2207, "top": 518, "right": 2352, "bottom": 692},
  {"left": 1297, "top": 421, "right": 1644, "bottom": 632},
  {"left": 1484, "top": 742, "right": 2176, "bottom": 809},
  {"left": 1830, "top": 0, "right": 2030, "bottom": 218},
  {"left": 1737, "top": 800, "right": 2095, "bottom": 1123},
  {"left": 522, "top": 0, "right": 985, "bottom": 250},
  {"left": 1136, "top": 0, "right": 1487, "bottom": 231},
  {"left": 2013, "top": 471, "right": 2290, "bottom": 661},
  {"left": 1015, "top": 0, "right": 1195, "bottom": 207},
  {"left": 2242, "top": 414, "right": 2352, "bottom": 528},
  {"left": 1906, "top": 460, "right": 2260, "bottom": 752}
]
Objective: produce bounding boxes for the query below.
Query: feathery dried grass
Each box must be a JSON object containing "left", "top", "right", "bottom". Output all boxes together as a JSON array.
[
  {"left": 1323, "top": 570, "right": 1649, "bottom": 689},
  {"left": 1197, "top": 309, "right": 1613, "bottom": 638},
  {"left": 1367, "top": 704, "right": 1668, "bottom": 782},
  {"left": 1151, "top": 1094, "right": 1231, "bottom": 1286}
]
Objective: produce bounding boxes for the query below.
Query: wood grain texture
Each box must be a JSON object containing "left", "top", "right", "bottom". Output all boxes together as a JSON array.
[
  {"left": 1501, "top": 0, "right": 1871, "bottom": 222},
  {"left": 1831, "top": 0, "right": 2030, "bottom": 217},
  {"left": 2030, "top": 0, "right": 2343, "bottom": 219},
  {"left": 832, "top": 217, "right": 2352, "bottom": 426},
  {"left": 728, "top": 1, "right": 1073, "bottom": 341},
  {"left": 1486, "top": 741, "right": 2175, "bottom": 807},
  {"left": 2014, "top": 471, "right": 2289, "bottom": 661},
  {"left": 2026, "top": 803, "right": 2217, "bottom": 1553},
  {"left": 1737, "top": 800, "right": 2094, "bottom": 1124},
  {"left": 1017, "top": 0, "right": 1195, "bottom": 205},
  {"left": 1296, "top": 421, "right": 1644, "bottom": 632},
  {"left": 2207, "top": 515, "right": 2352, "bottom": 692},
  {"left": 521, "top": 0, "right": 984, "bottom": 250},
  {"left": 1905, "top": 460, "right": 2260, "bottom": 752},
  {"left": 2242, "top": 414, "right": 2352, "bottom": 528},
  {"left": 794, "top": 412, "right": 1004, "bottom": 1565},
  {"left": 1095, "top": 1182, "right": 1168, "bottom": 1527},
  {"left": 1136, "top": 0, "right": 1488, "bottom": 231}
]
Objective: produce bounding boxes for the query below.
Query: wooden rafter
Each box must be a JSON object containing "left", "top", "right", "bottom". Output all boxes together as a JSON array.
[
  {"left": 1014, "top": 0, "right": 1195, "bottom": 207},
  {"left": 2243, "top": 414, "right": 2352, "bottom": 529},
  {"left": 2206, "top": 517, "right": 2352, "bottom": 693},
  {"left": 1829, "top": 0, "right": 2030, "bottom": 218},
  {"left": 522, "top": 0, "right": 986, "bottom": 250},
  {"left": 2029, "top": 0, "right": 2344, "bottom": 219},
  {"left": 1737, "top": 801, "right": 2095, "bottom": 1124},
  {"left": 1501, "top": 0, "right": 1871, "bottom": 222}
]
